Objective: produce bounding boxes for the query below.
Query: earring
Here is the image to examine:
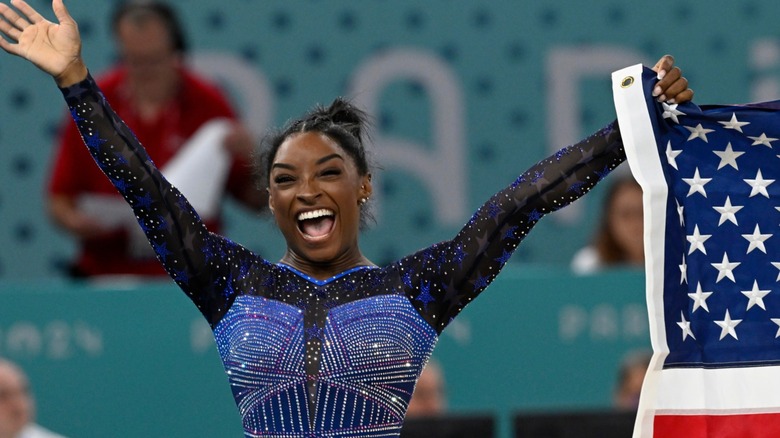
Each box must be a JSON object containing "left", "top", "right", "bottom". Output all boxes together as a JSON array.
[{"left": 359, "top": 197, "right": 368, "bottom": 205}]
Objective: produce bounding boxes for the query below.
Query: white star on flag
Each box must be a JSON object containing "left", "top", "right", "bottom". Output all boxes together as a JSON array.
[
  {"left": 676, "top": 199, "right": 685, "bottom": 226},
  {"left": 666, "top": 141, "right": 682, "bottom": 170},
  {"left": 685, "top": 124, "right": 715, "bottom": 142},
  {"left": 773, "top": 262, "right": 780, "bottom": 281},
  {"left": 713, "top": 142, "right": 744, "bottom": 170},
  {"left": 773, "top": 319, "right": 780, "bottom": 338},
  {"left": 687, "top": 225, "right": 711, "bottom": 255},
  {"left": 678, "top": 311, "right": 696, "bottom": 340},
  {"left": 679, "top": 255, "right": 688, "bottom": 285},
  {"left": 714, "top": 309, "right": 742, "bottom": 340},
  {"left": 662, "top": 102, "right": 685, "bottom": 124},
  {"left": 683, "top": 168, "right": 712, "bottom": 197},
  {"left": 748, "top": 133, "right": 778, "bottom": 147},
  {"left": 742, "top": 224, "right": 772, "bottom": 254},
  {"left": 744, "top": 169, "right": 774, "bottom": 198},
  {"left": 741, "top": 280, "right": 771, "bottom": 310},
  {"left": 711, "top": 253, "right": 740, "bottom": 283},
  {"left": 718, "top": 113, "right": 750, "bottom": 132},
  {"left": 688, "top": 282, "right": 712, "bottom": 312},
  {"left": 713, "top": 196, "right": 742, "bottom": 226}
]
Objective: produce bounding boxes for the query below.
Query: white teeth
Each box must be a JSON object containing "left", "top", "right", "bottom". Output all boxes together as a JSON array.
[{"left": 297, "top": 209, "right": 334, "bottom": 221}]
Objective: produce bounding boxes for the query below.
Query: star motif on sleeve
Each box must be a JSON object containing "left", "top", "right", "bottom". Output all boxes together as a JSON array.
[
  {"left": 452, "top": 243, "right": 467, "bottom": 266},
  {"left": 487, "top": 201, "right": 501, "bottom": 218},
  {"left": 133, "top": 192, "right": 154, "bottom": 210},
  {"left": 682, "top": 168, "right": 712, "bottom": 197},
  {"left": 554, "top": 148, "right": 570, "bottom": 161},
  {"left": 110, "top": 177, "right": 129, "bottom": 194},
  {"left": 152, "top": 241, "right": 172, "bottom": 261},
  {"left": 742, "top": 224, "right": 772, "bottom": 254},
  {"left": 711, "top": 253, "right": 740, "bottom": 283},
  {"left": 713, "top": 196, "right": 743, "bottom": 226},
  {"left": 531, "top": 170, "right": 545, "bottom": 183},
  {"left": 172, "top": 269, "right": 190, "bottom": 285},
  {"left": 502, "top": 226, "right": 519, "bottom": 240},
  {"left": 741, "top": 280, "right": 771, "bottom": 310},
  {"left": 113, "top": 151, "right": 129, "bottom": 166},
  {"left": 714, "top": 309, "right": 742, "bottom": 340},
  {"left": 662, "top": 102, "right": 686, "bottom": 124},
  {"left": 748, "top": 133, "right": 778, "bottom": 147},
  {"left": 677, "top": 312, "right": 696, "bottom": 340},
  {"left": 679, "top": 255, "right": 688, "bottom": 284},
  {"left": 69, "top": 107, "right": 85, "bottom": 123},
  {"left": 494, "top": 250, "right": 512, "bottom": 267},
  {"left": 744, "top": 169, "right": 774, "bottom": 198},
  {"left": 666, "top": 141, "right": 682, "bottom": 170},
  {"left": 473, "top": 274, "right": 490, "bottom": 291},
  {"left": 528, "top": 209, "right": 543, "bottom": 222},
  {"left": 688, "top": 282, "right": 712, "bottom": 313},
  {"left": 510, "top": 175, "right": 526, "bottom": 189},
  {"left": 415, "top": 281, "right": 435, "bottom": 311},
  {"left": 84, "top": 131, "right": 108, "bottom": 151},
  {"left": 569, "top": 181, "right": 586, "bottom": 195},
  {"left": 402, "top": 270, "right": 414, "bottom": 289},
  {"left": 718, "top": 113, "right": 750, "bottom": 132},
  {"left": 713, "top": 143, "right": 744, "bottom": 170},
  {"left": 686, "top": 225, "right": 711, "bottom": 255},
  {"left": 685, "top": 124, "right": 715, "bottom": 142}
]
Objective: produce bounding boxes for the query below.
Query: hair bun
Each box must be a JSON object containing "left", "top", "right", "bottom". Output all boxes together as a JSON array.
[{"left": 325, "top": 97, "right": 366, "bottom": 142}]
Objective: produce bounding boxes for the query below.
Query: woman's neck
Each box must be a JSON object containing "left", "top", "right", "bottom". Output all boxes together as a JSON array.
[{"left": 280, "top": 250, "right": 375, "bottom": 281}]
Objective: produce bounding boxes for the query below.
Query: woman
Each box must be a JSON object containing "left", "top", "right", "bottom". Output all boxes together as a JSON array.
[
  {"left": 571, "top": 175, "right": 645, "bottom": 274},
  {"left": 0, "top": 1, "right": 692, "bottom": 436}
]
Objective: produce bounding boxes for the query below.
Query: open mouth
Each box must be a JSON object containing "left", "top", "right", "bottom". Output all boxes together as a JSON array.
[{"left": 297, "top": 208, "right": 335, "bottom": 239}]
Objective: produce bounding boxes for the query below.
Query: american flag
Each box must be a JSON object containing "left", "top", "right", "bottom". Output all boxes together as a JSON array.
[{"left": 613, "top": 64, "right": 780, "bottom": 438}]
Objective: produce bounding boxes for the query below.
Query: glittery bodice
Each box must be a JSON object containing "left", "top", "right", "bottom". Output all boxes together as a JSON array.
[{"left": 61, "top": 74, "right": 626, "bottom": 437}]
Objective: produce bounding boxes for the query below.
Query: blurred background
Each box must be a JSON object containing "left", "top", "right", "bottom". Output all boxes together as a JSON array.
[{"left": 1, "top": 0, "right": 778, "bottom": 436}]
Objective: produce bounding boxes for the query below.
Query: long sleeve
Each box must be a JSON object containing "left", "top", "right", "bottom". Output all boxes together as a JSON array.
[
  {"left": 60, "top": 74, "right": 261, "bottom": 325},
  {"left": 398, "top": 121, "right": 626, "bottom": 333}
]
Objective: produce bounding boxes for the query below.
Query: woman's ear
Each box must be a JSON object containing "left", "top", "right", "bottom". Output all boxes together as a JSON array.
[
  {"left": 267, "top": 188, "right": 275, "bottom": 214},
  {"left": 360, "top": 174, "right": 373, "bottom": 200}
]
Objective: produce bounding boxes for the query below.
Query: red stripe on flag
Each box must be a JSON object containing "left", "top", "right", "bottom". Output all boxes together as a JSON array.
[{"left": 654, "top": 413, "right": 780, "bottom": 438}]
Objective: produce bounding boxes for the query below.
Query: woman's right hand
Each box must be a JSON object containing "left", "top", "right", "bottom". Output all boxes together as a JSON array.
[{"left": 0, "top": 0, "right": 86, "bottom": 86}]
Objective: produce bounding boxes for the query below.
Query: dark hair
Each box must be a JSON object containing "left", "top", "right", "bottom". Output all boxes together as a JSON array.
[
  {"left": 111, "top": 1, "right": 188, "bottom": 54},
  {"left": 593, "top": 175, "right": 642, "bottom": 264},
  {"left": 256, "top": 98, "right": 376, "bottom": 226}
]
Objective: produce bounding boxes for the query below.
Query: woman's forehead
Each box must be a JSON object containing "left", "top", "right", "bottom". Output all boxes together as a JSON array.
[{"left": 274, "top": 132, "right": 350, "bottom": 165}]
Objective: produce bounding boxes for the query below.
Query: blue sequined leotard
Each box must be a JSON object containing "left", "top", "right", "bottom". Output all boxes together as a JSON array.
[{"left": 61, "top": 75, "right": 626, "bottom": 437}]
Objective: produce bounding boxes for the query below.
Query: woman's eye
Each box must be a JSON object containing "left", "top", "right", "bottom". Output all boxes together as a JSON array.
[
  {"left": 274, "top": 175, "right": 294, "bottom": 184},
  {"left": 321, "top": 169, "right": 342, "bottom": 177}
]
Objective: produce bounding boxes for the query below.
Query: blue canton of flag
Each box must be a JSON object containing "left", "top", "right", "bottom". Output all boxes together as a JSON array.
[{"left": 655, "top": 94, "right": 780, "bottom": 367}]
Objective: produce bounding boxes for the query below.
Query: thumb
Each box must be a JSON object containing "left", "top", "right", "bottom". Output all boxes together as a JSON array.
[{"left": 51, "top": 0, "right": 73, "bottom": 25}]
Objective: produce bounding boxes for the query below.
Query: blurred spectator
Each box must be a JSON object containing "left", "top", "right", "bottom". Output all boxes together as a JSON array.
[
  {"left": 0, "top": 359, "right": 66, "bottom": 438},
  {"left": 571, "top": 175, "right": 644, "bottom": 275},
  {"left": 613, "top": 349, "right": 652, "bottom": 411},
  {"left": 406, "top": 360, "right": 447, "bottom": 418},
  {"left": 47, "top": 0, "right": 264, "bottom": 278}
]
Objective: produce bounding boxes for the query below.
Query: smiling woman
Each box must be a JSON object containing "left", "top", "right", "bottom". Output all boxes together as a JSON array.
[{"left": 0, "top": 0, "right": 693, "bottom": 437}]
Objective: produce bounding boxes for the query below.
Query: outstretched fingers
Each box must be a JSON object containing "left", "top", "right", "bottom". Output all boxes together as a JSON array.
[{"left": 9, "top": 0, "right": 46, "bottom": 26}]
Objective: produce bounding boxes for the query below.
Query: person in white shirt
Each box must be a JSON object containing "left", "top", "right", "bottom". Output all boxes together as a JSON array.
[{"left": 0, "top": 359, "right": 66, "bottom": 438}]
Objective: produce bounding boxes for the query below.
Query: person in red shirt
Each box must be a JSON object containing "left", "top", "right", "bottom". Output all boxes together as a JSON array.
[{"left": 47, "top": 1, "right": 264, "bottom": 278}]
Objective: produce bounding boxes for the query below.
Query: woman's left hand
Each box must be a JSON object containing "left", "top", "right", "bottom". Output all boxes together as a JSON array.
[{"left": 651, "top": 55, "right": 693, "bottom": 104}]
